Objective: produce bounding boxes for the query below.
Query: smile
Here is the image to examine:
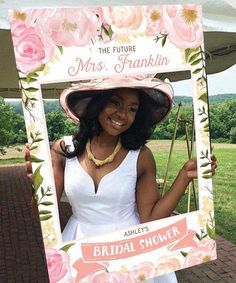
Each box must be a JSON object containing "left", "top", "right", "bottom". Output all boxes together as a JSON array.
[{"left": 110, "top": 118, "right": 124, "bottom": 127}]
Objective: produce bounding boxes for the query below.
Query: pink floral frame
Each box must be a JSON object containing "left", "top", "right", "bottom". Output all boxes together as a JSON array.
[{"left": 9, "top": 5, "right": 216, "bottom": 282}]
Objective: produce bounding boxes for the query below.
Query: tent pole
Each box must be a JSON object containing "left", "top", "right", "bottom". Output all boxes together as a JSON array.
[{"left": 161, "top": 103, "right": 182, "bottom": 197}]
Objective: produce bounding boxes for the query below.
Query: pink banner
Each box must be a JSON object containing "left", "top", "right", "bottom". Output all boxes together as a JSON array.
[
  {"left": 73, "top": 259, "right": 108, "bottom": 282},
  {"left": 74, "top": 217, "right": 198, "bottom": 281},
  {"left": 81, "top": 217, "right": 196, "bottom": 261}
]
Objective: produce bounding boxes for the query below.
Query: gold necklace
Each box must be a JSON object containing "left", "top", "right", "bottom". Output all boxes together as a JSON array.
[{"left": 86, "top": 138, "right": 122, "bottom": 167}]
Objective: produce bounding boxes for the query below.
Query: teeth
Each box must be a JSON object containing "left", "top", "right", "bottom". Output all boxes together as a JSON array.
[{"left": 111, "top": 119, "right": 123, "bottom": 126}]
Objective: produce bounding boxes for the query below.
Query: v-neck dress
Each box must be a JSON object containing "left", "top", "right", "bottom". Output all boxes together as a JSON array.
[
  {"left": 62, "top": 147, "right": 140, "bottom": 240},
  {"left": 62, "top": 137, "right": 178, "bottom": 283}
]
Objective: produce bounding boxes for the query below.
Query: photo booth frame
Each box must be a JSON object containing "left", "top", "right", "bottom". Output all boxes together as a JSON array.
[{"left": 9, "top": 4, "right": 216, "bottom": 282}]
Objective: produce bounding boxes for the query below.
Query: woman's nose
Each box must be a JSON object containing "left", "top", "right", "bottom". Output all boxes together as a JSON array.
[{"left": 116, "top": 107, "right": 127, "bottom": 120}]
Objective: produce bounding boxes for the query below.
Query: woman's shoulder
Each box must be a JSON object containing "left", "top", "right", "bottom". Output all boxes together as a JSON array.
[
  {"left": 137, "top": 145, "right": 156, "bottom": 176},
  {"left": 139, "top": 145, "right": 154, "bottom": 158},
  {"left": 50, "top": 138, "right": 64, "bottom": 151},
  {"left": 50, "top": 138, "right": 66, "bottom": 166}
]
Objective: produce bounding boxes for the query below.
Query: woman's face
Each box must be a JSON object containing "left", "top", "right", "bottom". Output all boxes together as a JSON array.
[{"left": 98, "top": 88, "right": 140, "bottom": 136}]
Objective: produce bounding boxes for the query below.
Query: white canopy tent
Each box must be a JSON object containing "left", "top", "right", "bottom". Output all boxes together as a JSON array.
[{"left": 0, "top": 0, "right": 236, "bottom": 98}]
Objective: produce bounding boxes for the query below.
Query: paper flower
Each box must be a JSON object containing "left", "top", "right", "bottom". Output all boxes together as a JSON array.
[
  {"left": 164, "top": 4, "right": 203, "bottom": 49},
  {"left": 103, "top": 6, "right": 146, "bottom": 41},
  {"left": 11, "top": 19, "right": 54, "bottom": 74},
  {"left": 26, "top": 8, "right": 101, "bottom": 47},
  {"left": 184, "top": 238, "right": 216, "bottom": 267},
  {"left": 145, "top": 6, "right": 166, "bottom": 36},
  {"left": 45, "top": 248, "right": 73, "bottom": 283},
  {"left": 130, "top": 261, "right": 154, "bottom": 281},
  {"left": 155, "top": 256, "right": 181, "bottom": 275},
  {"left": 87, "top": 271, "right": 123, "bottom": 283}
]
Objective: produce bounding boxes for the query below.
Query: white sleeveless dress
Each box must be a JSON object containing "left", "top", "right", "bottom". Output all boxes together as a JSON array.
[{"left": 62, "top": 137, "right": 178, "bottom": 283}]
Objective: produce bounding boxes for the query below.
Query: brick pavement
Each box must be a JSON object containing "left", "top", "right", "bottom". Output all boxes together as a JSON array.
[{"left": 0, "top": 164, "right": 236, "bottom": 283}]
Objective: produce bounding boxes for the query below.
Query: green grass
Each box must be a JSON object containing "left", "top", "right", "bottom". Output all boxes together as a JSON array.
[
  {"left": 0, "top": 157, "right": 24, "bottom": 165},
  {"left": 148, "top": 140, "right": 236, "bottom": 244}
]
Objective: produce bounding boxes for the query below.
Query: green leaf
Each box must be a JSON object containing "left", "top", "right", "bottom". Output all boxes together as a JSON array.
[
  {"left": 198, "top": 93, "right": 208, "bottom": 103},
  {"left": 60, "top": 243, "right": 75, "bottom": 252},
  {"left": 40, "top": 201, "right": 54, "bottom": 206},
  {"left": 204, "top": 123, "right": 209, "bottom": 129},
  {"left": 57, "top": 45, "right": 63, "bottom": 54},
  {"left": 197, "top": 76, "right": 206, "bottom": 83},
  {"left": 203, "top": 169, "right": 212, "bottom": 174},
  {"left": 206, "top": 223, "right": 216, "bottom": 240},
  {"left": 34, "top": 64, "right": 46, "bottom": 73},
  {"left": 200, "top": 117, "right": 208, "bottom": 123},
  {"left": 195, "top": 233, "right": 201, "bottom": 240},
  {"left": 206, "top": 149, "right": 209, "bottom": 157},
  {"left": 40, "top": 215, "right": 53, "bottom": 221},
  {"left": 25, "top": 87, "right": 39, "bottom": 92},
  {"left": 34, "top": 138, "right": 44, "bottom": 142},
  {"left": 30, "top": 155, "right": 44, "bottom": 163},
  {"left": 202, "top": 174, "right": 212, "bottom": 179},
  {"left": 33, "top": 165, "right": 43, "bottom": 190},
  {"left": 46, "top": 193, "right": 53, "bottom": 196},
  {"left": 162, "top": 35, "right": 167, "bottom": 47},
  {"left": 188, "top": 52, "right": 201, "bottom": 63},
  {"left": 200, "top": 162, "right": 210, "bottom": 167},
  {"left": 39, "top": 210, "right": 52, "bottom": 215},
  {"left": 29, "top": 72, "right": 39, "bottom": 78},
  {"left": 21, "top": 77, "right": 38, "bottom": 83},
  {"left": 204, "top": 128, "right": 209, "bottom": 132},
  {"left": 202, "top": 233, "right": 208, "bottom": 239},
  {"left": 180, "top": 251, "right": 188, "bottom": 257},
  {"left": 103, "top": 24, "right": 113, "bottom": 40},
  {"left": 185, "top": 47, "right": 200, "bottom": 62},
  {"left": 24, "top": 97, "right": 29, "bottom": 108},
  {"left": 41, "top": 187, "right": 45, "bottom": 196},
  {"left": 29, "top": 145, "right": 38, "bottom": 151},
  {"left": 190, "top": 58, "right": 203, "bottom": 66},
  {"left": 193, "top": 68, "right": 203, "bottom": 74}
]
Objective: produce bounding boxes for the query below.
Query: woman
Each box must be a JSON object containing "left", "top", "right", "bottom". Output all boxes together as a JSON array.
[{"left": 27, "top": 77, "right": 216, "bottom": 282}]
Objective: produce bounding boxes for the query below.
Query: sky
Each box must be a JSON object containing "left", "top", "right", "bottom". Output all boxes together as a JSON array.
[{"left": 172, "top": 64, "right": 236, "bottom": 97}]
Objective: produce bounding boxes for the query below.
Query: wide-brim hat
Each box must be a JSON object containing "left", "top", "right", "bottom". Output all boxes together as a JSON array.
[{"left": 60, "top": 76, "right": 174, "bottom": 125}]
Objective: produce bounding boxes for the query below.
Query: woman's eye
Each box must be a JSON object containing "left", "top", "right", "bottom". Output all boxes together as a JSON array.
[
  {"left": 110, "top": 99, "right": 120, "bottom": 106},
  {"left": 129, "top": 107, "right": 138, "bottom": 113}
]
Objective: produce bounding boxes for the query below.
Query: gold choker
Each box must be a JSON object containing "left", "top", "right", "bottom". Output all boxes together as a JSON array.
[{"left": 86, "top": 138, "right": 122, "bottom": 167}]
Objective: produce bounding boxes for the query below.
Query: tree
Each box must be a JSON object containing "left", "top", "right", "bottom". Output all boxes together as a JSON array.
[
  {"left": 230, "top": 127, "right": 236, "bottom": 144},
  {"left": 46, "top": 111, "right": 79, "bottom": 141},
  {"left": 0, "top": 97, "right": 27, "bottom": 154}
]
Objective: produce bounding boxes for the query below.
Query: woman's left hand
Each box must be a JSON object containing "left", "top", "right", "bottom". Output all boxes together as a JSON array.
[{"left": 183, "top": 154, "right": 217, "bottom": 180}]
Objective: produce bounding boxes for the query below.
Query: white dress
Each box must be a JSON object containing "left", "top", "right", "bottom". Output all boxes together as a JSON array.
[{"left": 62, "top": 137, "right": 178, "bottom": 283}]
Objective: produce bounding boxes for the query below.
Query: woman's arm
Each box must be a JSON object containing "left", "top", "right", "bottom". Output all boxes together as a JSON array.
[
  {"left": 50, "top": 139, "right": 66, "bottom": 202},
  {"left": 136, "top": 146, "right": 216, "bottom": 223}
]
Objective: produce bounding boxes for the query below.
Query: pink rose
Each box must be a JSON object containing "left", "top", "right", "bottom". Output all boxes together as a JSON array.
[
  {"left": 10, "top": 19, "right": 54, "bottom": 74},
  {"left": 45, "top": 248, "right": 73, "bottom": 283},
  {"left": 131, "top": 261, "right": 154, "bottom": 281},
  {"left": 31, "top": 8, "right": 100, "bottom": 47},
  {"left": 164, "top": 4, "right": 203, "bottom": 49},
  {"left": 103, "top": 6, "right": 145, "bottom": 39},
  {"left": 155, "top": 256, "right": 181, "bottom": 275},
  {"left": 145, "top": 6, "right": 166, "bottom": 36},
  {"left": 87, "top": 271, "right": 123, "bottom": 283},
  {"left": 184, "top": 238, "right": 217, "bottom": 267}
]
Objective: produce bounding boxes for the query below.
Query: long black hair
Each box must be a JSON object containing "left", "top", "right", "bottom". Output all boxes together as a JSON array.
[{"left": 61, "top": 89, "right": 156, "bottom": 158}]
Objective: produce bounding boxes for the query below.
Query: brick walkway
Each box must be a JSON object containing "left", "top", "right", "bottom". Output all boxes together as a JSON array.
[{"left": 0, "top": 164, "right": 236, "bottom": 283}]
